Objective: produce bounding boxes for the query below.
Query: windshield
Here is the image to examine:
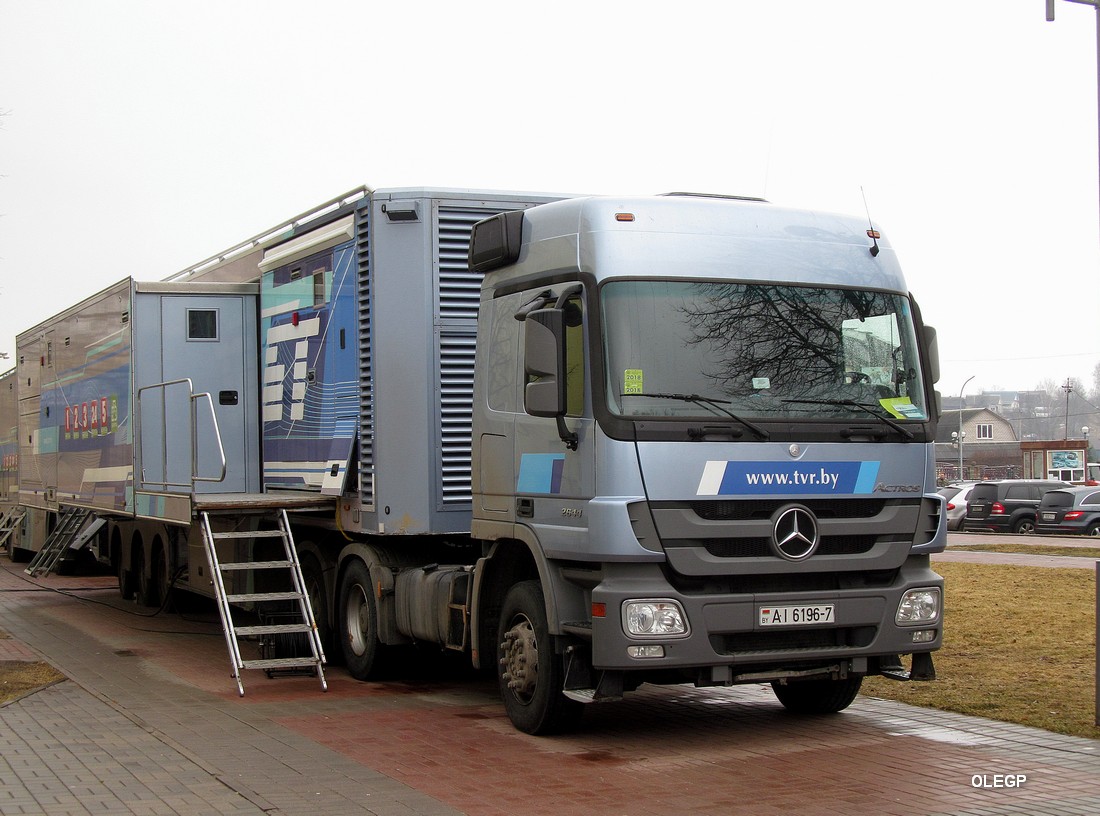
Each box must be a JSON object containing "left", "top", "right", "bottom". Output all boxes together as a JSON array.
[{"left": 601, "top": 280, "right": 928, "bottom": 422}]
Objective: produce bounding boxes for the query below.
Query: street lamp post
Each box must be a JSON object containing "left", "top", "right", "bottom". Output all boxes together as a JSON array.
[
  {"left": 958, "top": 375, "right": 975, "bottom": 479},
  {"left": 1046, "top": 0, "right": 1100, "bottom": 737},
  {"left": 1046, "top": 1, "right": 1100, "bottom": 252},
  {"left": 1085, "top": 425, "right": 1092, "bottom": 476}
]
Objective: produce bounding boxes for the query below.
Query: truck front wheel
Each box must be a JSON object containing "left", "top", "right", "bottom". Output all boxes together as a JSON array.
[
  {"left": 338, "top": 559, "right": 387, "bottom": 680},
  {"left": 770, "top": 675, "right": 863, "bottom": 714},
  {"left": 497, "top": 580, "right": 583, "bottom": 735}
]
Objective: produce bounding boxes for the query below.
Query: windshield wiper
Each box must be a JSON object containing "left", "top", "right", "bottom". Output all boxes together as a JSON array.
[
  {"left": 626, "top": 393, "right": 770, "bottom": 440},
  {"left": 781, "top": 398, "right": 914, "bottom": 440}
]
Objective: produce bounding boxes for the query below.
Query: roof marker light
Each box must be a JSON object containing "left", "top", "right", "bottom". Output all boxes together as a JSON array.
[{"left": 616, "top": 213, "right": 635, "bottom": 222}]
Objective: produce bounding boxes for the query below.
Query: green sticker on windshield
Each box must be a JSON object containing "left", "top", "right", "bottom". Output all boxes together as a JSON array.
[{"left": 624, "top": 369, "right": 644, "bottom": 394}]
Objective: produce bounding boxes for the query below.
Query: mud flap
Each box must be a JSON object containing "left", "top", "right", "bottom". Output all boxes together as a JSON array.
[{"left": 562, "top": 645, "right": 624, "bottom": 703}]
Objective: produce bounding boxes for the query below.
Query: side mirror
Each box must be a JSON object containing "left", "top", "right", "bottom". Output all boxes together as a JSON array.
[
  {"left": 524, "top": 308, "right": 565, "bottom": 417},
  {"left": 923, "top": 325, "right": 940, "bottom": 385}
]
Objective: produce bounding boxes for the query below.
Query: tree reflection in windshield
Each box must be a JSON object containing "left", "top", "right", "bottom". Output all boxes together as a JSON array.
[{"left": 602, "top": 281, "right": 926, "bottom": 421}]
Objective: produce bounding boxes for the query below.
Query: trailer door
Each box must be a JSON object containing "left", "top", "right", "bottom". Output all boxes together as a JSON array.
[{"left": 156, "top": 294, "right": 258, "bottom": 494}]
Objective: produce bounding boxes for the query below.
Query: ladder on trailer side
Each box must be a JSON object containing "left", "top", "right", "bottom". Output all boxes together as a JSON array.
[
  {"left": 0, "top": 507, "right": 25, "bottom": 552},
  {"left": 200, "top": 508, "right": 327, "bottom": 695},
  {"left": 25, "top": 506, "right": 104, "bottom": 578}
]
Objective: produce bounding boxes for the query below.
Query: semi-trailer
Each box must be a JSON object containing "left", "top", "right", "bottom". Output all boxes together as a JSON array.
[{"left": 7, "top": 186, "right": 945, "bottom": 733}]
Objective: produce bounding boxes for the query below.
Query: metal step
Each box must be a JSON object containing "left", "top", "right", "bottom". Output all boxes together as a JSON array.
[
  {"left": 241, "top": 657, "right": 321, "bottom": 671},
  {"left": 224, "top": 591, "right": 304, "bottom": 603},
  {"left": 234, "top": 623, "right": 312, "bottom": 636},
  {"left": 210, "top": 529, "right": 286, "bottom": 540},
  {"left": 218, "top": 560, "right": 294, "bottom": 571}
]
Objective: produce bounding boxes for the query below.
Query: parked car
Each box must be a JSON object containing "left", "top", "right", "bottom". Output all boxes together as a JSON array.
[
  {"left": 961, "top": 479, "right": 1072, "bottom": 534},
  {"left": 1035, "top": 485, "right": 1100, "bottom": 536},
  {"left": 937, "top": 482, "right": 977, "bottom": 531}
]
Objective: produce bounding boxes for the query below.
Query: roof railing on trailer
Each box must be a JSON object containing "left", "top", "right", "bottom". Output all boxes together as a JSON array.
[{"left": 163, "top": 185, "right": 372, "bottom": 282}]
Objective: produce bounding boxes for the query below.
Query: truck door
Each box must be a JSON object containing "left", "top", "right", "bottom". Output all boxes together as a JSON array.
[
  {"left": 158, "top": 295, "right": 257, "bottom": 494},
  {"left": 513, "top": 285, "right": 595, "bottom": 556}
]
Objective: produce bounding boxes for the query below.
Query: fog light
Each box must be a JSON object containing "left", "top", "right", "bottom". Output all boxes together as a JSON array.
[
  {"left": 627, "top": 645, "right": 666, "bottom": 659},
  {"left": 623, "top": 600, "right": 689, "bottom": 637},
  {"left": 911, "top": 629, "right": 937, "bottom": 644},
  {"left": 896, "top": 588, "right": 941, "bottom": 625}
]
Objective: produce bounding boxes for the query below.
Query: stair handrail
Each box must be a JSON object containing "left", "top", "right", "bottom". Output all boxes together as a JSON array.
[{"left": 136, "top": 378, "right": 228, "bottom": 491}]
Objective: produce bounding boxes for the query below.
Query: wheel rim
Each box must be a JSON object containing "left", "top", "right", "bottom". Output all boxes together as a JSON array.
[
  {"left": 500, "top": 613, "right": 539, "bottom": 703},
  {"left": 345, "top": 583, "right": 370, "bottom": 657}
]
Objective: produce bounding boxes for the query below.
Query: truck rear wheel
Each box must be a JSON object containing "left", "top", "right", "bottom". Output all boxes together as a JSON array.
[
  {"left": 338, "top": 559, "right": 388, "bottom": 679},
  {"left": 497, "top": 580, "right": 583, "bottom": 735},
  {"left": 770, "top": 675, "right": 863, "bottom": 714},
  {"left": 299, "top": 553, "right": 330, "bottom": 652}
]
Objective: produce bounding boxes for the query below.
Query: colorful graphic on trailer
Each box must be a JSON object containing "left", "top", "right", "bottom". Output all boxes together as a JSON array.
[{"left": 260, "top": 240, "right": 358, "bottom": 490}]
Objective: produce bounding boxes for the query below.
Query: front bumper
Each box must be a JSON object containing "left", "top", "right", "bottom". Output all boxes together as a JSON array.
[{"left": 588, "top": 554, "right": 942, "bottom": 675}]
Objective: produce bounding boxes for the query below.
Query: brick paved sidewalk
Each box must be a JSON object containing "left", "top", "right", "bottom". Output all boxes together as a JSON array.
[{"left": 2, "top": 557, "right": 1099, "bottom": 816}]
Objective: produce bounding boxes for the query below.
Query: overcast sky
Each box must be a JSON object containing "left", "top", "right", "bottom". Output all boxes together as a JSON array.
[{"left": 2, "top": 0, "right": 1099, "bottom": 402}]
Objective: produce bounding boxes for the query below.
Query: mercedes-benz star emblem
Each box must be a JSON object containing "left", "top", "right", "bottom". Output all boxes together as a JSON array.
[{"left": 771, "top": 505, "right": 820, "bottom": 561}]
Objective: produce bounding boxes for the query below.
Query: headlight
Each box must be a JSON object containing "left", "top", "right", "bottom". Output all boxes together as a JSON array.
[
  {"left": 896, "top": 588, "right": 941, "bottom": 625},
  {"left": 623, "top": 600, "right": 689, "bottom": 638}
]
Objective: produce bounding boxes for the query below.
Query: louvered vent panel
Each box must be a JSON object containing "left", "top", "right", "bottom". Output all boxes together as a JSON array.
[
  {"left": 434, "top": 204, "right": 505, "bottom": 507},
  {"left": 356, "top": 206, "right": 375, "bottom": 508},
  {"left": 439, "top": 332, "right": 477, "bottom": 505},
  {"left": 437, "top": 207, "right": 495, "bottom": 321}
]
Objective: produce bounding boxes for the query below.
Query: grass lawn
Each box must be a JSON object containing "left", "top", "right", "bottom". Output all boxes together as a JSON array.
[
  {"left": 862, "top": 561, "right": 1099, "bottom": 739},
  {"left": 951, "top": 542, "right": 1100, "bottom": 559}
]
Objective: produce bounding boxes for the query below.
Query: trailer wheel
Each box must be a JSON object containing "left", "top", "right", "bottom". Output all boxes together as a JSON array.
[
  {"left": 116, "top": 543, "right": 135, "bottom": 601},
  {"left": 497, "top": 580, "right": 583, "bottom": 735},
  {"left": 770, "top": 675, "right": 863, "bottom": 714},
  {"left": 338, "top": 559, "right": 387, "bottom": 679},
  {"left": 134, "top": 537, "right": 159, "bottom": 608}
]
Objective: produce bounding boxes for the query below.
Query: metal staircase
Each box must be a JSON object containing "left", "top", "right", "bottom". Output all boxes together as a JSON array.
[
  {"left": 200, "top": 508, "right": 327, "bottom": 696},
  {"left": 25, "top": 506, "right": 104, "bottom": 577},
  {"left": 0, "top": 507, "right": 25, "bottom": 552}
]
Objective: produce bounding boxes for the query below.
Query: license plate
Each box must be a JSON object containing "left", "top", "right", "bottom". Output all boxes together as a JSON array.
[
  {"left": 759, "top": 604, "right": 835, "bottom": 627},
  {"left": 1041, "top": 511, "right": 1055, "bottom": 521}
]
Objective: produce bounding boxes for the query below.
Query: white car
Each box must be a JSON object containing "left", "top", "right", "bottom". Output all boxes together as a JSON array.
[{"left": 938, "top": 482, "right": 977, "bottom": 531}]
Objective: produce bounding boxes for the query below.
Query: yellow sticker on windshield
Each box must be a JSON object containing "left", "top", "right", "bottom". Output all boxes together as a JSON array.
[
  {"left": 624, "top": 369, "right": 644, "bottom": 394},
  {"left": 879, "top": 397, "right": 926, "bottom": 420}
]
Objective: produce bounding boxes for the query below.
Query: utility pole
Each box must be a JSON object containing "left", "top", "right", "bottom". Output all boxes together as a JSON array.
[{"left": 1064, "top": 378, "right": 1075, "bottom": 443}]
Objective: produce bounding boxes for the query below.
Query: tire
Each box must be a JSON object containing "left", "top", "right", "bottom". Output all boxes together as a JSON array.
[
  {"left": 299, "top": 553, "right": 331, "bottom": 653},
  {"left": 134, "top": 537, "right": 159, "bottom": 608},
  {"left": 338, "top": 559, "right": 388, "bottom": 680},
  {"left": 1087, "top": 522, "right": 1100, "bottom": 537},
  {"left": 151, "top": 539, "right": 172, "bottom": 611},
  {"left": 8, "top": 545, "right": 32, "bottom": 564},
  {"left": 117, "top": 552, "right": 135, "bottom": 600},
  {"left": 496, "top": 580, "right": 583, "bottom": 735},
  {"left": 771, "top": 674, "right": 863, "bottom": 714},
  {"left": 1012, "top": 517, "right": 1036, "bottom": 535}
]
